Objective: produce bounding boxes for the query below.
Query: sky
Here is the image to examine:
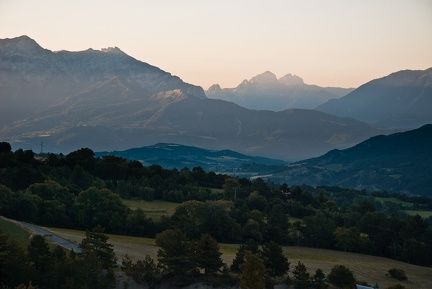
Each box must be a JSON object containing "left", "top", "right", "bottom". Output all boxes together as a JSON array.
[{"left": 1, "top": 0, "right": 431, "bottom": 90}]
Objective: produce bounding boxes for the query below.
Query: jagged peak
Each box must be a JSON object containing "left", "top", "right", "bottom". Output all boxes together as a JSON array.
[
  {"left": 278, "top": 73, "right": 304, "bottom": 86},
  {"left": 249, "top": 71, "right": 278, "bottom": 84},
  {"left": 0, "top": 35, "right": 46, "bottom": 53},
  {"left": 207, "top": 84, "right": 222, "bottom": 93},
  {"left": 101, "top": 46, "right": 125, "bottom": 55}
]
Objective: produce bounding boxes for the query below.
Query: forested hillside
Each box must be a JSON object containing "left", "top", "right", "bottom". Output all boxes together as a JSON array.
[{"left": 1, "top": 141, "right": 431, "bottom": 288}]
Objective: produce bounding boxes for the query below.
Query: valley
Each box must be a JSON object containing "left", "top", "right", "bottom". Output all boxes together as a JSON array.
[{"left": 1, "top": 34, "right": 431, "bottom": 289}]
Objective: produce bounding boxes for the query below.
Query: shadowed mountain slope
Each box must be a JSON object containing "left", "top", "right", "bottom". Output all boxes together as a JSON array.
[
  {"left": 316, "top": 68, "right": 432, "bottom": 128},
  {"left": 275, "top": 124, "right": 432, "bottom": 195}
]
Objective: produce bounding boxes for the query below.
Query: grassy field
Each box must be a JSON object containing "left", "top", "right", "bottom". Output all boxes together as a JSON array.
[
  {"left": 374, "top": 197, "right": 413, "bottom": 208},
  {"left": 122, "top": 199, "right": 179, "bottom": 220},
  {"left": 0, "top": 217, "right": 31, "bottom": 248},
  {"left": 45, "top": 226, "right": 432, "bottom": 289},
  {"left": 3, "top": 213, "right": 431, "bottom": 289},
  {"left": 404, "top": 210, "right": 432, "bottom": 218}
]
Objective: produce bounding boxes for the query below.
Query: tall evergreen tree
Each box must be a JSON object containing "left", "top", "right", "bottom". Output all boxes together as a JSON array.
[
  {"left": 230, "top": 239, "right": 260, "bottom": 272},
  {"left": 27, "top": 234, "right": 52, "bottom": 287},
  {"left": 260, "top": 241, "right": 290, "bottom": 276},
  {"left": 292, "top": 261, "right": 310, "bottom": 289},
  {"left": 312, "top": 268, "right": 328, "bottom": 289},
  {"left": 195, "top": 234, "right": 224, "bottom": 275},
  {"left": 79, "top": 225, "right": 116, "bottom": 269},
  {"left": 155, "top": 229, "right": 196, "bottom": 279},
  {"left": 239, "top": 251, "right": 269, "bottom": 289}
]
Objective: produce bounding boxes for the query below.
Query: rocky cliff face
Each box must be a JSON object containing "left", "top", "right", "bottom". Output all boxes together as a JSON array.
[{"left": 0, "top": 36, "right": 206, "bottom": 127}]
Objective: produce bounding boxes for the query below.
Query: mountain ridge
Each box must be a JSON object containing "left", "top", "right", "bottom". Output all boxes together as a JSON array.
[
  {"left": 206, "top": 71, "right": 354, "bottom": 111},
  {"left": 0, "top": 35, "right": 206, "bottom": 127},
  {"left": 316, "top": 68, "right": 432, "bottom": 128},
  {"left": 0, "top": 36, "right": 393, "bottom": 161},
  {"left": 95, "top": 143, "right": 286, "bottom": 173},
  {"left": 274, "top": 124, "right": 432, "bottom": 195}
]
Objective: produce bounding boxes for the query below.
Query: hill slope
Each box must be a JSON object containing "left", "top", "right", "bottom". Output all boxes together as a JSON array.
[
  {"left": 316, "top": 68, "right": 432, "bottom": 128},
  {"left": 96, "top": 143, "right": 285, "bottom": 172},
  {"left": 275, "top": 124, "right": 432, "bottom": 195}
]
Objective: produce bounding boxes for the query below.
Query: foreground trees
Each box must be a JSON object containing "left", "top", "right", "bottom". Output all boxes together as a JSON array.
[
  {"left": 0, "top": 227, "right": 116, "bottom": 289},
  {"left": 1, "top": 143, "right": 432, "bottom": 267},
  {"left": 240, "top": 251, "right": 269, "bottom": 289},
  {"left": 79, "top": 225, "right": 117, "bottom": 269}
]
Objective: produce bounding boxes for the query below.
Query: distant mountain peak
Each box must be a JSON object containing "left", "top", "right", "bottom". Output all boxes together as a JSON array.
[
  {"left": 207, "top": 84, "right": 222, "bottom": 93},
  {"left": 278, "top": 73, "right": 304, "bottom": 86},
  {"left": 249, "top": 71, "right": 278, "bottom": 84},
  {"left": 101, "top": 46, "right": 125, "bottom": 55},
  {"left": 0, "top": 35, "right": 46, "bottom": 54}
]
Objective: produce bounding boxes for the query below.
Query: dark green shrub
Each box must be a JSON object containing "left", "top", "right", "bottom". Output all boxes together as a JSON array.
[
  {"left": 386, "top": 284, "right": 406, "bottom": 289},
  {"left": 387, "top": 268, "right": 407, "bottom": 281}
]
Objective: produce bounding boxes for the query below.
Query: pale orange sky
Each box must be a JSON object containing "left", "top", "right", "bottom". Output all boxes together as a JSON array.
[{"left": 1, "top": 0, "right": 431, "bottom": 89}]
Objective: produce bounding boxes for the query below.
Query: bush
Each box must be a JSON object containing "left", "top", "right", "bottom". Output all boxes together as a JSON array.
[
  {"left": 386, "top": 284, "right": 406, "bottom": 289},
  {"left": 327, "top": 265, "right": 355, "bottom": 288},
  {"left": 387, "top": 268, "right": 407, "bottom": 281}
]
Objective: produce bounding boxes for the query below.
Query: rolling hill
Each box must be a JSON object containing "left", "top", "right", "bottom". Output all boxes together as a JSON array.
[
  {"left": 96, "top": 143, "right": 285, "bottom": 173},
  {"left": 274, "top": 124, "right": 432, "bottom": 195}
]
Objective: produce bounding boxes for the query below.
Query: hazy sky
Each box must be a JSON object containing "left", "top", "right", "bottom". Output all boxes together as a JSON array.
[{"left": 1, "top": 0, "right": 431, "bottom": 89}]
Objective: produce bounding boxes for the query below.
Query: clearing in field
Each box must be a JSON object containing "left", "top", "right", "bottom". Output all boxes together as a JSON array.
[{"left": 122, "top": 199, "right": 179, "bottom": 220}]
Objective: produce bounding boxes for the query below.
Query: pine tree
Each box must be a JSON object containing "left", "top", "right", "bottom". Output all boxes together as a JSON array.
[
  {"left": 230, "top": 239, "right": 259, "bottom": 272},
  {"left": 155, "top": 229, "right": 196, "bottom": 278},
  {"left": 240, "top": 251, "right": 268, "bottom": 289},
  {"left": 260, "top": 241, "right": 290, "bottom": 276},
  {"left": 292, "top": 261, "right": 310, "bottom": 289},
  {"left": 312, "top": 268, "right": 328, "bottom": 289},
  {"left": 195, "top": 234, "right": 224, "bottom": 275},
  {"left": 79, "top": 225, "right": 116, "bottom": 269}
]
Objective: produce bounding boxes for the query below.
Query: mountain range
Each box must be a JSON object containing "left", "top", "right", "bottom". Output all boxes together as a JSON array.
[
  {"left": 96, "top": 143, "right": 285, "bottom": 173},
  {"left": 0, "top": 36, "right": 392, "bottom": 161},
  {"left": 0, "top": 35, "right": 205, "bottom": 127},
  {"left": 206, "top": 71, "right": 353, "bottom": 110},
  {"left": 316, "top": 68, "right": 432, "bottom": 128},
  {"left": 274, "top": 124, "right": 432, "bottom": 196}
]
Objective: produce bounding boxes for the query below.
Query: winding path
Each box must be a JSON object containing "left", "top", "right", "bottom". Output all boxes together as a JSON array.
[{"left": 20, "top": 221, "right": 83, "bottom": 253}]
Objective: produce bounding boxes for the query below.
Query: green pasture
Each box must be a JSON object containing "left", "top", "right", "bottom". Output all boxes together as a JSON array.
[
  {"left": 122, "top": 199, "right": 179, "bottom": 220},
  {"left": 404, "top": 210, "right": 432, "bottom": 218},
  {"left": 0, "top": 217, "right": 31, "bottom": 248},
  {"left": 374, "top": 197, "right": 413, "bottom": 208}
]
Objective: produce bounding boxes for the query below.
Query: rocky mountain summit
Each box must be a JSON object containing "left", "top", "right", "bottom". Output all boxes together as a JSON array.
[
  {"left": 206, "top": 71, "right": 353, "bottom": 111},
  {"left": 0, "top": 35, "right": 205, "bottom": 127}
]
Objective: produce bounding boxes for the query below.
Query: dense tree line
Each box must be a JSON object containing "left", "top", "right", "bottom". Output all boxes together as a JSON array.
[
  {"left": 1, "top": 142, "right": 432, "bottom": 269},
  {"left": 0, "top": 226, "right": 116, "bottom": 289}
]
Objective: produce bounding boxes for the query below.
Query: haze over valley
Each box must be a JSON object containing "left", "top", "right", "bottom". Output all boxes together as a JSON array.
[
  {"left": 1, "top": 36, "right": 400, "bottom": 161},
  {"left": 1, "top": 2, "right": 432, "bottom": 289}
]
